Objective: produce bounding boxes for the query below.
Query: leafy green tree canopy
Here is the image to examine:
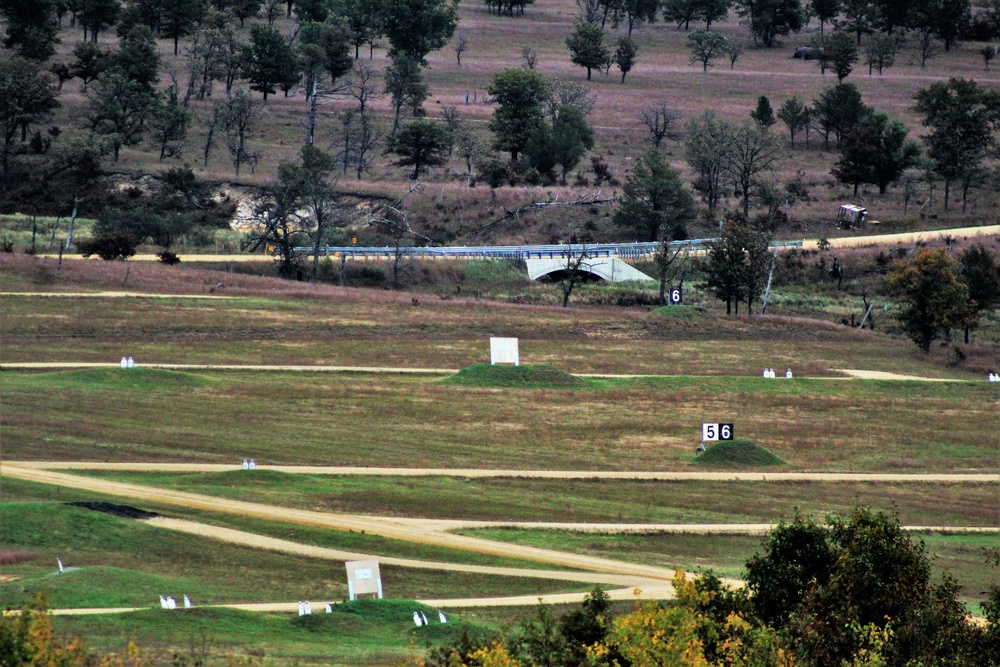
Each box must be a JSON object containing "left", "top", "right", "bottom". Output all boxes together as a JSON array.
[
  {"left": 887, "top": 248, "right": 976, "bottom": 352},
  {"left": 566, "top": 22, "right": 610, "bottom": 80},
  {"left": 487, "top": 68, "right": 548, "bottom": 162}
]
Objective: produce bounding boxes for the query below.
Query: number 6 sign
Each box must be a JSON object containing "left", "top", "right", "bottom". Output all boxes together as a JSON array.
[{"left": 669, "top": 286, "right": 683, "bottom": 305}]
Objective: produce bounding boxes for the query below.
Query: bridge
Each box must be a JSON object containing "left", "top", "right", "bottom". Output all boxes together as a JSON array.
[{"left": 292, "top": 239, "right": 805, "bottom": 283}]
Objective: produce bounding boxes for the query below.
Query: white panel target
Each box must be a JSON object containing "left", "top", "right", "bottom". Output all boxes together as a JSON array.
[{"left": 490, "top": 337, "right": 520, "bottom": 365}]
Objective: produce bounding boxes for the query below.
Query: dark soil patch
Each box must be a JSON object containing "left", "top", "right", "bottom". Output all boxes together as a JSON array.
[{"left": 67, "top": 501, "right": 161, "bottom": 520}]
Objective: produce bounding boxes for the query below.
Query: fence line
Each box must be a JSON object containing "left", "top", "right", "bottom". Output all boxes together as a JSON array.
[{"left": 291, "top": 240, "right": 804, "bottom": 260}]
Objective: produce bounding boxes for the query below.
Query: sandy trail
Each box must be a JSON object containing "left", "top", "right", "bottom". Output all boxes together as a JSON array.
[
  {"left": 41, "top": 585, "right": 675, "bottom": 616},
  {"left": 1, "top": 363, "right": 983, "bottom": 384},
  {"left": 0, "top": 464, "right": 679, "bottom": 580},
  {"left": 145, "top": 517, "right": 681, "bottom": 587},
  {"left": 11, "top": 461, "right": 998, "bottom": 482},
  {"left": 834, "top": 369, "right": 967, "bottom": 382}
]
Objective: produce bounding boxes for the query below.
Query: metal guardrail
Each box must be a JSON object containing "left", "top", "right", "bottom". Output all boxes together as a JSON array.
[{"left": 292, "top": 239, "right": 804, "bottom": 260}]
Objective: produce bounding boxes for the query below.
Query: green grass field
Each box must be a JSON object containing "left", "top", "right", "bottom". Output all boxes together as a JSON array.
[
  {"left": 49, "top": 603, "right": 494, "bottom": 666},
  {"left": 0, "top": 503, "right": 589, "bottom": 610},
  {"left": 453, "top": 528, "right": 1000, "bottom": 607},
  {"left": 2, "top": 367, "right": 995, "bottom": 471}
]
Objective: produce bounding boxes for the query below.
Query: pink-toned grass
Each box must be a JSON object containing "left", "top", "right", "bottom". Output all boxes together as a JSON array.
[{"left": 0, "top": 549, "right": 36, "bottom": 565}]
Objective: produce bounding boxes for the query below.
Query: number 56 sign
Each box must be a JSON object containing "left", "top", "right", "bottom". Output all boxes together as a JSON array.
[{"left": 702, "top": 423, "right": 734, "bottom": 441}]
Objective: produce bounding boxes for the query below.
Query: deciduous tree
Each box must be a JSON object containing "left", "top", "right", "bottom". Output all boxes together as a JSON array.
[
  {"left": 566, "top": 21, "right": 609, "bottom": 80},
  {"left": 379, "top": 0, "right": 458, "bottom": 62},
  {"left": 913, "top": 77, "right": 1000, "bottom": 211},
  {"left": 887, "top": 248, "right": 975, "bottom": 352},
  {"left": 957, "top": 243, "right": 999, "bottom": 343},
  {"left": 0, "top": 0, "right": 60, "bottom": 60},
  {"left": 736, "top": 0, "right": 805, "bottom": 47},
  {"left": 488, "top": 68, "right": 548, "bottom": 161},
  {"left": 824, "top": 30, "right": 858, "bottom": 81},
  {"left": 832, "top": 110, "right": 918, "bottom": 194},
  {"left": 687, "top": 28, "right": 729, "bottom": 71},
  {"left": 613, "top": 35, "right": 638, "bottom": 82}
]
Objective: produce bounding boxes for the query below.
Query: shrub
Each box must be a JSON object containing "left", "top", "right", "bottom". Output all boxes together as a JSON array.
[{"left": 77, "top": 232, "right": 138, "bottom": 261}]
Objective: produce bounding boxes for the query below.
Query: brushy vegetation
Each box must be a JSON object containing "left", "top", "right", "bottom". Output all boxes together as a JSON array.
[{"left": 694, "top": 439, "right": 787, "bottom": 467}]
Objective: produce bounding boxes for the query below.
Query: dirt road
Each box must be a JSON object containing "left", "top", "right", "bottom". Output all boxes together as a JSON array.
[{"left": 11, "top": 461, "right": 997, "bottom": 482}]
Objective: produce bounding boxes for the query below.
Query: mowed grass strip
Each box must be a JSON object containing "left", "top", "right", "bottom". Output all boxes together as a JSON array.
[
  {"left": 63, "top": 471, "right": 1000, "bottom": 527},
  {"left": 454, "top": 529, "right": 1000, "bottom": 606},
  {"left": 0, "top": 503, "right": 592, "bottom": 610},
  {"left": 51, "top": 602, "right": 491, "bottom": 666},
  {"left": 2, "top": 370, "right": 995, "bottom": 471}
]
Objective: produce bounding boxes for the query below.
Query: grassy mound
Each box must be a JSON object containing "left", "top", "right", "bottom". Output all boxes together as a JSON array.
[
  {"left": 695, "top": 440, "right": 786, "bottom": 467},
  {"left": 444, "top": 364, "right": 585, "bottom": 388},
  {"left": 26, "top": 368, "right": 208, "bottom": 391}
]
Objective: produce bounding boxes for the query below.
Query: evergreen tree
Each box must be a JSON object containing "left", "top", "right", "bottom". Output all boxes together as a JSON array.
[{"left": 241, "top": 24, "right": 301, "bottom": 100}]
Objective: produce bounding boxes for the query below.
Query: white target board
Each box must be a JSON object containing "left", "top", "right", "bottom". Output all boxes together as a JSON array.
[
  {"left": 490, "top": 337, "right": 520, "bottom": 366},
  {"left": 345, "top": 560, "right": 383, "bottom": 600},
  {"left": 702, "top": 423, "right": 734, "bottom": 441}
]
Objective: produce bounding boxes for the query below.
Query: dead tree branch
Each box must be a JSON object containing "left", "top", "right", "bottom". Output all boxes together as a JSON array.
[{"left": 478, "top": 191, "right": 619, "bottom": 235}]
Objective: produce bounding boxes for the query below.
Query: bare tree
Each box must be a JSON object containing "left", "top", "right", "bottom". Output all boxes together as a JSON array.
[
  {"left": 914, "top": 29, "right": 939, "bottom": 69},
  {"left": 655, "top": 243, "right": 692, "bottom": 306},
  {"left": 900, "top": 168, "right": 922, "bottom": 215},
  {"left": 575, "top": 0, "right": 602, "bottom": 24},
  {"left": 545, "top": 78, "right": 596, "bottom": 122},
  {"left": 728, "top": 40, "right": 745, "bottom": 68},
  {"left": 338, "top": 109, "right": 384, "bottom": 178},
  {"left": 454, "top": 32, "right": 469, "bottom": 66},
  {"left": 440, "top": 106, "right": 461, "bottom": 155},
  {"left": 726, "top": 121, "right": 784, "bottom": 217},
  {"left": 366, "top": 183, "right": 429, "bottom": 289},
  {"left": 348, "top": 62, "right": 380, "bottom": 114},
  {"left": 455, "top": 127, "right": 485, "bottom": 175},
  {"left": 558, "top": 244, "right": 592, "bottom": 307},
  {"left": 202, "top": 102, "right": 223, "bottom": 166},
  {"left": 521, "top": 46, "right": 537, "bottom": 69},
  {"left": 223, "top": 90, "right": 260, "bottom": 176},
  {"left": 640, "top": 102, "right": 683, "bottom": 149},
  {"left": 263, "top": 0, "right": 282, "bottom": 25}
]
